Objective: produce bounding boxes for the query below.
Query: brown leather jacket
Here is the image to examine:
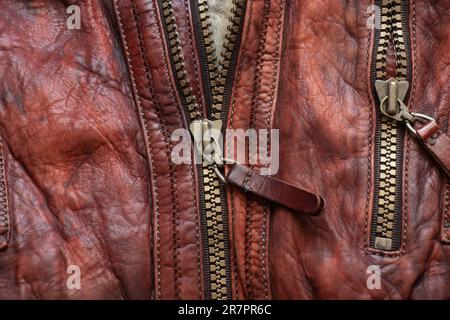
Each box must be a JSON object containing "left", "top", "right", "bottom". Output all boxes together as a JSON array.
[{"left": 0, "top": 0, "right": 449, "bottom": 299}]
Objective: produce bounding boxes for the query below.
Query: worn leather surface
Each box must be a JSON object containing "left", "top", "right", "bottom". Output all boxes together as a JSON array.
[
  {"left": 404, "top": 0, "right": 450, "bottom": 298},
  {"left": 0, "top": 0, "right": 152, "bottom": 299},
  {"left": 227, "top": 0, "right": 450, "bottom": 299},
  {"left": 0, "top": 0, "right": 449, "bottom": 300},
  {"left": 114, "top": 0, "right": 204, "bottom": 299}
]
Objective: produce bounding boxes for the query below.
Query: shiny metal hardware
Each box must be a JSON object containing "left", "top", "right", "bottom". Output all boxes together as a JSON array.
[
  {"left": 374, "top": 237, "right": 393, "bottom": 251},
  {"left": 405, "top": 112, "right": 435, "bottom": 137},
  {"left": 371, "top": 0, "right": 410, "bottom": 252},
  {"left": 375, "top": 78, "right": 413, "bottom": 122},
  {"left": 189, "top": 119, "right": 223, "bottom": 165},
  {"left": 190, "top": 118, "right": 230, "bottom": 182},
  {"left": 375, "top": 79, "right": 436, "bottom": 137}
]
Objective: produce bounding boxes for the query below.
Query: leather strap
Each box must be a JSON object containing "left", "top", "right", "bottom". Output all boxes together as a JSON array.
[
  {"left": 226, "top": 164, "right": 325, "bottom": 215},
  {"left": 416, "top": 120, "right": 450, "bottom": 177}
]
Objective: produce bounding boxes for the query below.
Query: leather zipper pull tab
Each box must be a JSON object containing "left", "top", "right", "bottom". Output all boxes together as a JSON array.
[
  {"left": 226, "top": 164, "right": 325, "bottom": 215},
  {"left": 413, "top": 119, "right": 450, "bottom": 177}
]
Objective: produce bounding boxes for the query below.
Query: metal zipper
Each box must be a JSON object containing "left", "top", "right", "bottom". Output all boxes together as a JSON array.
[
  {"left": 192, "top": 0, "right": 246, "bottom": 300},
  {"left": 159, "top": 0, "right": 202, "bottom": 121},
  {"left": 157, "top": 0, "right": 246, "bottom": 299},
  {"left": 370, "top": 0, "right": 411, "bottom": 251}
]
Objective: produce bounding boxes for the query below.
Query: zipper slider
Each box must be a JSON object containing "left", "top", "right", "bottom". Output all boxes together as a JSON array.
[
  {"left": 375, "top": 78, "right": 413, "bottom": 122},
  {"left": 189, "top": 119, "right": 223, "bottom": 166},
  {"left": 376, "top": 79, "right": 450, "bottom": 177}
]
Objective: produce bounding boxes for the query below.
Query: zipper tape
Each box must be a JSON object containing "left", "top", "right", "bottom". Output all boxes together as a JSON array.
[
  {"left": 226, "top": 164, "right": 324, "bottom": 215},
  {"left": 370, "top": 0, "right": 410, "bottom": 252}
]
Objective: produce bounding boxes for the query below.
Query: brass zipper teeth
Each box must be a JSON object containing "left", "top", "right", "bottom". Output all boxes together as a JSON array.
[
  {"left": 196, "top": 0, "right": 245, "bottom": 300},
  {"left": 160, "top": 0, "right": 202, "bottom": 121},
  {"left": 376, "top": 0, "right": 408, "bottom": 81},
  {"left": 159, "top": 0, "right": 244, "bottom": 299},
  {"left": 202, "top": 164, "right": 228, "bottom": 299},
  {"left": 211, "top": 0, "right": 245, "bottom": 120},
  {"left": 198, "top": 0, "right": 219, "bottom": 104},
  {"left": 371, "top": 0, "right": 409, "bottom": 251}
]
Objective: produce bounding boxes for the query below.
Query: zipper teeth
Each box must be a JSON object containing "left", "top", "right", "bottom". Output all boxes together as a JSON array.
[
  {"left": 198, "top": 0, "right": 219, "bottom": 114},
  {"left": 376, "top": 0, "right": 408, "bottom": 81},
  {"left": 202, "top": 165, "right": 228, "bottom": 299},
  {"left": 159, "top": 0, "right": 244, "bottom": 299},
  {"left": 196, "top": 0, "right": 245, "bottom": 300},
  {"left": 212, "top": 0, "right": 245, "bottom": 120},
  {"left": 160, "top": 0, "right": 202, "bottom": 121},
  {"left": 371, "top": 0, "right": 409, "bottom": 251}
]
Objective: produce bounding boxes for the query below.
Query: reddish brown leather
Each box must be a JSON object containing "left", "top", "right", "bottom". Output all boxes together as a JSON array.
[
  {"left": 226, "top": 164, "right": 324, "bottom": 215},
  {"left": 442, "top": 180, "right": 450, "bottom": 244},
  {"left": 225, "top": 0, "right": 286, "bottom": 299},
  {"left": 227, "top": 0, "right": 450, "bottom": 300},
  {"left": 416, "top": 120, "right": 450, "bottom": 177},
  {"left": 0, "top": 0, "right": 449, "bottom": 300},
  {"left": 114, "top": 0, "right": 204, "bottom": 299},
  {"left": 0, "top": 0, "right": 153, "bottom": 299}
]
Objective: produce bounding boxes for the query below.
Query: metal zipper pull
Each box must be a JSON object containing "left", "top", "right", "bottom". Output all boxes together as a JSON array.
[
  {"left": 375, "top": 78, "right": 413, "bottom": 122},
  {"left": 189, "top": 118, "right": 223, "bottom": 166},
  {"left": 375, "top": 79, "right": 450, "bottom": 178}
]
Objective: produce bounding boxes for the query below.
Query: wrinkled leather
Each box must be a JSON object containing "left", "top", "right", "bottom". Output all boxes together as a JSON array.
[
  {"left": 0, "top": 0, "right": 152, "bottom": 299},
  {"left": 0, "top": 0, "right": 449, "bottom": 300},
  {"left": 228, "top": 0, "right": 450, "bottom": 299}
]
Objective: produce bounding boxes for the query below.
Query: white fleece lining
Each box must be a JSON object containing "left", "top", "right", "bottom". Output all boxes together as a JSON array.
[{"left": 208, "top": 0, "right": 234, "bottom": 59}]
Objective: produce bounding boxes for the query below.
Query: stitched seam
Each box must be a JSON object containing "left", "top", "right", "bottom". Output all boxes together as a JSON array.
[
  {"left": 402, "top": 139, "right": 410, "bottom": 256},
  {"left": 248, "top": 0, "right": 271, "bottom": 296},
  {"left": 191, "top": 165, "right": 202, "bottom": 299},
  {"left": 227, "top": 0, "right": 254, "bottom": 299},
  {"left": 229, "top": 0, "right": 253, "bottom": 132},
  {"left": 130, "top": 0, "right": 165, "bottom": 297},
  {"left": 0, "top": 142, "right": 10, "bottom": 246},
  {"left": 243, "top": 201, "right": 252, "bottom": 298},
  {"left": 363, "top": 1, "right": 373, "bottom": 253},
  {"left": 181, "top": 0, "right": 204, "bottom": 298},
  {"left": 183, "top": 0, "right": 204, "bottom": 113},
  {"left": 264, "top": 0, "right": 283, "bottom": 133},
  {"left": 402, "top": 0, "right": 418, "bottom": 255},
  {"left": 230, "top": 187, "right": 239, "bottom": 299},
  {"left": 244, "top": 0, "right": 272, "bottom": 299},
  {"left": 131, "top": 0, "right": 170, "bottom": 297},
  {"left": 114, "top": 0, "right": 161, "bottom": 298},
  {"left": 444, "top": 182, "right": 450, "bottom": 240},
  {"left": 261, "top": 0, "right": 283, "bottom": 300},
  {"left": 153, "top": 0, "right": 201, "bottom": 298},
  {"left": 248, "top": 1, "right": 270, "bottom": 130},
  {"left": 260, "top": 205, "right": 268, "bottom": 300},
  {"left": 247, "top": 0, "right": 283, "bottom": 299},
  {"left": 131, "top": 0, "right": 185, "bottom": 298},
  {"left": 148, "top": 0, "right": 186, "bottom": 299}
]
